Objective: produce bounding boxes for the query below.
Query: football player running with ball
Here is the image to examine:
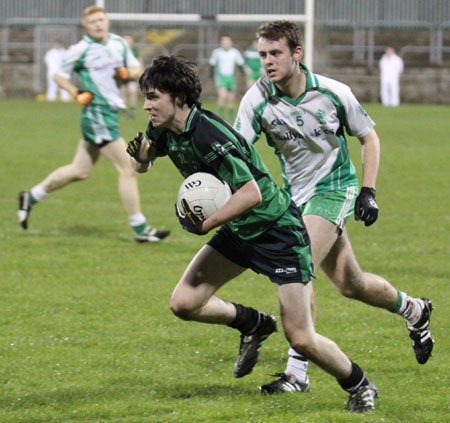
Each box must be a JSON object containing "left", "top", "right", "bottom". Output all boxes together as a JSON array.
[
  {"left": 127, "top": 55, "right": 379, "bottom": 412},
  {"left": 234, "top": 21, "right": 434, "bottom": 400}
]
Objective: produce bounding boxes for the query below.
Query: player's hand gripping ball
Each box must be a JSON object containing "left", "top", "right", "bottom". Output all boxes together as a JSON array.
[
  {"left": 76, "top": 90, "right": 94, "bottom": 106},
  {"left": 354, "top": 187, "right": 379, "bottom": 226},
  {"left": 175, "top": 199, "right": 205, "bottom": 235}
]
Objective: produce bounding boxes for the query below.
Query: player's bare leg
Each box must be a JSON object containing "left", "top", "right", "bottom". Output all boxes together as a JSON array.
[
  {"left": 277, "top": 282, "right": 377, "bottom": 411},
  {"left": 216, "top": 86, "right": 228, "bottom": 119},
  {"left": 41, "top": 140, "right": 98, "bottom": 192},
  {"left": 170, "top": 245, "right": 277, "bottom": 377},
  {"left": 278, "top": 282, "right": 352, "bottom": 377},
  {"left": 170, "top": 245, "right": 245, "bottom": 323},
  {"left": 18, "top": 140, "right": 98, "bottom": 229},
  {"left": 102, "top": 137, "right": 170, "bottom": 242},
  {"left": 101, "top": 138, "right": 141, "bottom": 216},
  {"left": 226, "top": 90, "right": 236, "bottom": 122}
]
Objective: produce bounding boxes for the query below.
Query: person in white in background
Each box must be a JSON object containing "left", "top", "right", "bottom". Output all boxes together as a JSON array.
[
  {"left": 209, "top": 35, "right": 245, "bottom": 122},
  {"left": 379, "top": 47, "right": 404, "bottom": 106},
  {"left": 44, "top": 41, "right": 70, "bottom": 102}
]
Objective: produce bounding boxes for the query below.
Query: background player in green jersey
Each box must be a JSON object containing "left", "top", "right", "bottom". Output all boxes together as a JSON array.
[
  {"left": 209, "top": 36, "right": 245, "bottom": 122},
  {"left": 235, "top": 21, "right": 434, "bottom": 395},
  {"left": 244, "top": 40, "right": 264, "bottom": 89},
  {"left": 126, "top": 55, "right": 379, "bottom": 412},
  {"left": 17, "top": 5, "right": 169, "bottom": 243}
]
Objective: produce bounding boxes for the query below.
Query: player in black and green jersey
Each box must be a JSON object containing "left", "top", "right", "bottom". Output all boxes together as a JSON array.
[{"left": 126, "top": 56, "right": 377, "bottom": 411}]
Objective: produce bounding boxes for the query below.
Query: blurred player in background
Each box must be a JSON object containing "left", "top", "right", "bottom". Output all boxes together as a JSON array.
[
  {"left": 17, "top": 5, "right": 170, "bottom": 243},
  {"left": 44, "top": 41, "right": 70, "bottom": 102},
  {"left": 121, "top": 35, "right": 141, "bottom": 118},
  {"left": 379, "top": 47, "right": 404, "bottom": 106},
  {"left": 126, "top": 55, "right": 378, "bottom": 413},
  {"left": 209, "top": 35, "right": 245, "bottom": 122},
  {"left": 244, "top": 40, "right": 264, "bottom": 89},
  {"left": 235, "top": 20, "right": 433, "bottom": 400}
]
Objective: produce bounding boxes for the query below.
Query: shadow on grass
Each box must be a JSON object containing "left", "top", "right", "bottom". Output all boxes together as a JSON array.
[{"left": 1, "top": 376, "right": 255, "bottom": 412}]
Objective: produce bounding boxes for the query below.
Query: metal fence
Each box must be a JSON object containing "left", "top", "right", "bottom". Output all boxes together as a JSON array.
[
  {"left": 1, "top": 0, "right": 450, "bottom": 95},
  {"left": 1, "top": 0, "right": 450, "bottom": 28}
]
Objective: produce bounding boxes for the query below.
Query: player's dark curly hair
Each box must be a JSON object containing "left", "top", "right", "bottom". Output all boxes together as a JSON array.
[
  {"left": 139, "top": 56, "right": 202, "bottom": 108},
  {"left": 256, "top": 21, "right": 303, "bottom": 54}
]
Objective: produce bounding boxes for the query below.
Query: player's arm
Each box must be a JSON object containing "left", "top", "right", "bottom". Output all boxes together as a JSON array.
[
  {"left": 204, "top": 179, "right": 261, "bottom": 232},
  {"left": 53, "top": 73, "right": 94, "bottom": 106},
  {"left": 127, "top": 65, "right": 143, "bottom": 80},
  {"left": 355, "top": 128, "right": 380, "bottom": 226},
  {"left": 177, "top": 179, "right": 262, "bottom": 235},
  {"left": 126, "top": 132, "right": 157, "bottom": 173},
  {"left": 53, "top": 74, "right": 78, "bottom": 97},
  {"left": 359, "top": 128, "right": 380, "bottom": 190}
]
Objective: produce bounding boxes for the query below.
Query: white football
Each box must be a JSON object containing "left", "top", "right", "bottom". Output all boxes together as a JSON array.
[{"left": 177, "top": 172, "right": 232, "bottom": 221}]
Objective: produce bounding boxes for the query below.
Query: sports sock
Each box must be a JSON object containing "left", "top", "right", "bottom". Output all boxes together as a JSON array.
[
  {"left": 285, "top": 349, "right": 309, "bottom": 383},
  {"left": 227, "top": 302, "right": 262, "bottom": 334},
  {"left": 218, "top": 106, "right": 225, "bottom": 118},
  {"left": 29, "top": 184, "right": 47, "bottom": 205},
  {"left": 390, "top": 291, "right": 422, "bottom": 324},
  {"left": 129, "top": 213, "right": 147, "bottom": 234},
  {"left": 337, "top": 361, "right": 369, "bottom": 393}
]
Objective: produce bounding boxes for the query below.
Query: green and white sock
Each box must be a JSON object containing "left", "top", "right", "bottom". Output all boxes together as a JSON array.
[
  {"left": 29, "top": 184, "right": 47, "bottom": 205},
  {"left": 129, "top": 213, "right": 147, "bottom": 234},
  {"left": 286, "top": 347, "right": 309, "bottom": 383},
  {"left": 390, "top": 291, "right": 422, "bottom": 325}
]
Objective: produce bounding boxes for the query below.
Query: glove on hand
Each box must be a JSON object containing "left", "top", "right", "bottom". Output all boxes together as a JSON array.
[
  {"left": 126, "top": 132, "right": 147, "bottom": 163},
  {"left": 175, "top": 199, "right": 205, "bottom": 235},
  {"left": 76, "top": 90, "right": 94, "bottom": 106},
  {"left": 354, "top": 187, "right": 379, "bottom": 226},
  {"left": 115, "top": 66, "right": 130, "bottom": 80}
]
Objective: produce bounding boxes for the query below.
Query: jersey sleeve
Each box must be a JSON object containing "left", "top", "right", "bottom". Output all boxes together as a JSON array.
[
  {"left": 234, "top": 86, "right": 263, "bottom": 144},
  {"left": 340, "top": 87, "right": 375, "bottom": 138},
  {"left": 55, "top": 41, "right": 86, "bottom": 79}
]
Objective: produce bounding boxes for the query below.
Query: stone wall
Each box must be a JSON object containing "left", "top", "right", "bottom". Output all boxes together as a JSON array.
[
  {"left": 1, "top": 61, "right": 449, "bottom": 105},
  {"left": 325, "top": 67, "right": 450, "bottom": 104}
]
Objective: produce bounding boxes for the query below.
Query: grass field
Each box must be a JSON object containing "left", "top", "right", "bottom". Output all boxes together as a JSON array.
[{"left": 0, "top": 99, "right": 449, "bottom": 423}]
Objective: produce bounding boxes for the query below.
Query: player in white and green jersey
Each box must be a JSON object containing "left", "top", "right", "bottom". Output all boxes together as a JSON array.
[
  {"left": 209, "top": 36, "right": 245, "bottom": 122},
  {"left": 234, "top": 21, "right": 433, "bottom": 407},
  {"left": 126, "top": 55, "right": 381, "bottom": 412},
  {"left": 244, "top": 40, "right": 264, "bottom": 89},
  {"left": 17, "top": 5, "right": 169, "bottom": 243}
]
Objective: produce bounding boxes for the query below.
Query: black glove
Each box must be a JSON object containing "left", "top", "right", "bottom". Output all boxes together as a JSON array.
[
  {"left": 175, "top": 199, "right": 205, "bottom": 235},
  {"left": 126, "top": 132, "right": 145, "bottom": 163},
  {"left": 354, "top": 187, "right": 379, "bottom": 226}
]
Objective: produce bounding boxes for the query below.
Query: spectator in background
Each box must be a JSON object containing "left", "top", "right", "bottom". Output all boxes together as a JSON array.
[
  {"left": 379, "top": 47, "right": 404, "bottom": 106},
  {"left": 209, "top": 35, "right": 245, "bottom": 122},
  {"left": 44, "top": 41, "right": 70, "bottom": 102},
  {"left": 121, "top": 35, "right": 141, "bottom": 118},
  {"left": 244, "top": 40, "right": 264, "bottom": 89}
]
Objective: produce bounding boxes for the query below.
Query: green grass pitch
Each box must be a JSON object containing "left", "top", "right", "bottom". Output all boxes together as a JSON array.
[{"left": 0, "top": 99, "right": 449, "bottom": 422}]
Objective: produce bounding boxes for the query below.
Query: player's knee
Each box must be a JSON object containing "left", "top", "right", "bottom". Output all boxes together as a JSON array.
[
  {"left": 335, "top": 276, "right": 365, "bottom": 300},
  {"left": 170, "top": 296, "right": 194, "bottom": 321},
  {"left": 66, "top": 165, "right": 90, "bottom": 181},
  {"left": 289, "top": 336, "right": 316, "bottom": 358}
]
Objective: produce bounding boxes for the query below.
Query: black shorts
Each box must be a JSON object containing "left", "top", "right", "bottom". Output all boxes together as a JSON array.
[{"left": 207, "top": 202, "right": 314, "bottom": 285}]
